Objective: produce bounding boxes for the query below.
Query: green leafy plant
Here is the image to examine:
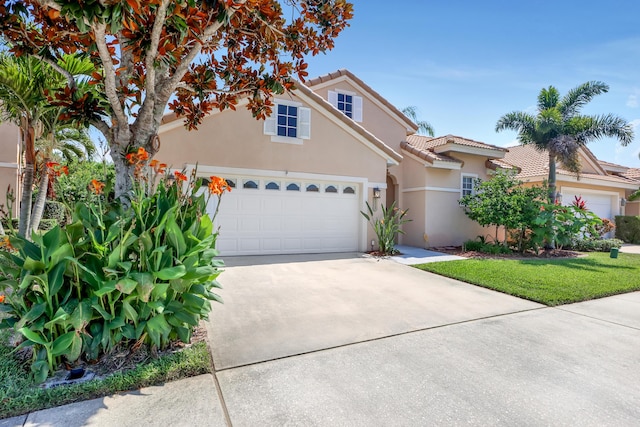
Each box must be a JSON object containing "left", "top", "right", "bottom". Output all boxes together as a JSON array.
[
  {"left": 615, "top": 216, "right": 640, "bottom": 243},
  {"left": 361, "top": 201, "right": 411, "bottom": 255},
  {"left": 0, "top": 149, "right": 231, "bottom": 382},
  {"left": 531, "top": 202, "right": 602, "bottom": 251},
  {"left": 569, "top": 238, "right": 623, "bottom": 252}
]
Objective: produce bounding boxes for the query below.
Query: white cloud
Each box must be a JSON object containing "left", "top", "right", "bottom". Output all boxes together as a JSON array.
[
  {"left": 628, "top": 94, "right": 638, "bottom": 108},
  {"left": 502, "top": 139, "right": 521, "bottom": 148},
  {"left": 630, "top": 118, "right": 640, "bottom": 130}
]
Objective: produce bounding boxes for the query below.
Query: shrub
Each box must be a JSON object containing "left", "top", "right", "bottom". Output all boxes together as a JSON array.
[
  {"left": 0, "top": 149, "right": 230, "bottom": 383},
  {"left": 43, "top": 201, "right": 66, "bottom": 224},
  {"left": 570, "top": 238, "right": 623, "bottom": 252},
  {"left": 463, "top": 236, "right": 511, "bottom": 254},
  {"left": 615, "top": 216, "right": 640, "bottom": 243},
  {"left": 361, "top": 201, "right": 411, "bottom": 255}
]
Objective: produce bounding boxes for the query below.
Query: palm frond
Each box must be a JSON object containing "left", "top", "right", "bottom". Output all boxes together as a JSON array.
[
  {"left": 537, "top": 86, "right": 559, "bottom": 111},
  {"left": 402, "top": 106, "right": 435, "bottom": 136},
  {"left": 573, "top": 114, "right": 635, "bottom": 146},
  {"left": 559, "top": 81, "right": 608, "bottom": 118}
]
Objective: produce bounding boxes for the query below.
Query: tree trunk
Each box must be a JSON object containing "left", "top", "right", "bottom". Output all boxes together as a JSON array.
[
  {"left": 18, "top": 163, "right": 34, "bottom": 237},
  {"left": 546, "top": 151, "right": 557, "bottom": 249},
  {"left": 112, "top": 147, "right": 136, "bottom": 206},
  {"left": 547, "top": 151, "right": 557, "bottom": 203},
  {"left": 30, "top": 165, "right": 49, "bottom": 234},
  {"left": 18, "top": 122, "right": 37, "bottom": 238}
]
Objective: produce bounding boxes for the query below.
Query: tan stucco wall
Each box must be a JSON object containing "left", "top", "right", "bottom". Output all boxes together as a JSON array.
[
  {"left": 0, "top": 122, "right": 19, "bottom": 217},
  {"left": 401, "top": 190, "right": 426, "bottom": 247},
  {"left": 310, "top": 80, "right": 408, "bottom": 153},
  {"left": 158, "top": 99, "right": 386, "bottom": 182},
  {"left": 624, "top": 201, "right": 640, "bottom": 216}
]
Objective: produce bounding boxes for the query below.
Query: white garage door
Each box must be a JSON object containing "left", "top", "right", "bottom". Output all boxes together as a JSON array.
[
  {"left": 207, "top": 176, "right": 361, "bottom": 256},
  {"left": 562, "top": 191, "right": 615, "bottom": 220}
]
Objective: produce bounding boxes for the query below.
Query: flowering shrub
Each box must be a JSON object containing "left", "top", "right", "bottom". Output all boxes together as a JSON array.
[
  {"left": 0, "top": 148, "right": 230, "bottom": 382},
  {"left": 531, "top": 202, "right": 602, "bottom": 250},
  {"left": 361, "top": 201, "right": 411, "bottom": 255}
]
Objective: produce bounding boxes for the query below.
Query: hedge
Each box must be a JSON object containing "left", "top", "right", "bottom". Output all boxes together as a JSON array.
[{"left": 615, "top": 216, "right": 640, "bottom": 244}]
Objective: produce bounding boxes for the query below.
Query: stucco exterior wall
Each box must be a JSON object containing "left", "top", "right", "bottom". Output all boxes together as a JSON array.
[
  {"left": 310, "top": 80, "right": 408, "bottom": 153},
  {"left": 624, "top": 201, "right": 640, "bottom": 217},
  {"left": 157, "top": 98, "right": 386, "bottom": 183},
  {"left": 0, "top": 122, "right": 20, "bottom": 217},
  {"left": 401, "top": 190, "right": 426, "bottom": 248}
]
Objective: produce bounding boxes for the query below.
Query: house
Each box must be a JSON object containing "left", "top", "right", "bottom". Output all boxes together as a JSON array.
[
  {"left": 495, "top": 144, "right": 640, "bottom": 222},
  {"left": 0, "top": 122, "right": 20, "bottom": 218},
  {"left": 157, "top": 69, "right": 512, "bottom": 255}
]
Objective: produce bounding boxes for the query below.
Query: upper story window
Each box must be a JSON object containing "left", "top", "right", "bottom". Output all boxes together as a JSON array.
[
  {"left": 277, "top": 104, "right": 298, "bottom": 138},
  {"left": 328, "top": 90, "right": 363, "bottom": 122},
  {"left": 263, "top": 100, "right": 311, "bottom": 144},
  {"left": 461, "top": 174, "right": 477, "bottom": 197}
]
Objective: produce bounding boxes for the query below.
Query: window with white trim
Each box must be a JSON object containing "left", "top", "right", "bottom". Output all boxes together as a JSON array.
[
  {"left": 461, "top": 174, "right": 477, "bottom": 197},
  {"left": 328, "top": 90, "right": 363, "bottom": 122},
  {"left": 263, "top": 100, "right": 311, "bottom": 144}
]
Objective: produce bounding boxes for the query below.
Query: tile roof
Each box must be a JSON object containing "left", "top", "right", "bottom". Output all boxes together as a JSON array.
[
  {"left": 501, "top": 144, "right": 639, "bottom": 185},
  {"left": 622, "top": 168, "right": 640, "bottom": 180},
  {"left": 306, "top": 69, "right": 419, "bottom": 133},
  {"left": 406, "top": 134, "right": 507, "bottom": 155},
  {"left": 400, "top": 140, "right": 462, "bottom": 164}
]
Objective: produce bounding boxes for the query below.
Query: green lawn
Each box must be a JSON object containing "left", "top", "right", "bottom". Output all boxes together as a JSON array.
[
  {"left": 414, "top": 252, "right": 640, "bottom": 306},
  {"left": 0, "top": 328, "right": 211, "bottom": 419}
]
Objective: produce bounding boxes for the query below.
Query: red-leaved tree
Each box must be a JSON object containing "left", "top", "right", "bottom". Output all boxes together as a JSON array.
[{"left": 0, "top": 0, "right": 353, "bottom": 199}]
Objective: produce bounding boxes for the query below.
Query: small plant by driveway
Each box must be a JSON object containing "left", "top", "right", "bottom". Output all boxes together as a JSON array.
[{"left": 361, "top": 201, "right": 410, "bottom": 255}]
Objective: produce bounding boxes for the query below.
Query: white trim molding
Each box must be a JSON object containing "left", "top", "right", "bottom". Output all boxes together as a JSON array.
[
  {"left": 402, "top": 186, "right": 460, "bottom": 193},
  {"left": 0, "top": 162, "right": 19, "bottom": 169},
  {"left": 461, "top": 173, "right": 478, "bottom": 197}
]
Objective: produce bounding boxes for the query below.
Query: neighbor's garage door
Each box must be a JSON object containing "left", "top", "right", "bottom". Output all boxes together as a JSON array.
[
  {"left": 207, "top": 176, "right": 360, "bottom": 256},
  {"left": 562, "top": 191, "right": 615, "bottom": 220}
]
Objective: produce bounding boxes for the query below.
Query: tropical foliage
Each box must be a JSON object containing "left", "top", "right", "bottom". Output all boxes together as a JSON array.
[
  {"left": 0, "top": 53, "right": 96, "bottom": 236},
  {"left": 361, "top": 201, "right": 411, "bottom": 255},
  {"left": 495, "top": 81, "right": 634, "bottom": 202},
  {"left": 0, "top": 0, "right": 353, "bottom": 200},
  {"left": 0, "top": 149, "right": 230, "bottom": 382},
  {"left": 402, "top": 106, "right": 435, "bottom": 136},
  {"left": 459, "top": 170, "right": 547, "bottom": 249}
]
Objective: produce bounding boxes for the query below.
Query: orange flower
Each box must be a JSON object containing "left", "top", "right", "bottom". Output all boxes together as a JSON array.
[
  {"left": 126, "top": 153, "right": 136, "bottom": 164},
  {"left": 149, "top": 159, "right": 158, "bottom": 168},
  {"left": 0, "top": 295, "right": 4, "bottom": 303},
  {"left": 60, "top": 165, "right": 69, "bottom": 175},
  {"left": 0, "top": 236, "right": 13, "bottom": 251},
  {"left": 136, "top": 147, "right": 149, "bottom": 161},
  {"left": 208, "top": 176, "right": 231, "bottom": 195},
  {"left": 90, "top": 179, "right": 105, "bottom": 195},
  {"left": 156, "top": 163, "right": 167, "bottom": 174},
  {"left": 174, "top": 171, "right": 188, "bottom": 182},
  {"left": 46, "top": 161, "right": 59, "bottom": 169}
]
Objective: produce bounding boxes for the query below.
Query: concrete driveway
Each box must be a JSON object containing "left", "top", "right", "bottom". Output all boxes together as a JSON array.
[{"left": 204, "top": 253, "right": 640, "bottom": 426}]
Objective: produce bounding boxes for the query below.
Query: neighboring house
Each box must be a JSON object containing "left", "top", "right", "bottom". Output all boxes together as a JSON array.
[
  {"left": 157, "top": 69, "right": 511, "bottom": 254},
  {"left": 494, "top": 144, "right": 640, "bottom": 223},
  {"left": 0, "top": 121, "right": 20, "bottom": 219}
]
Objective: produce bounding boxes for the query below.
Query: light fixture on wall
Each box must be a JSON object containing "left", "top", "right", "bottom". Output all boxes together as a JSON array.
[
  {"left": 621, "top": 198, "right": 627, "bottom": 207},
  {"left": 555, "top": 193, "right": 563, "bottom": 203},
  {"left": 372, "top": 187, "right": 381, "bottom": 211}
]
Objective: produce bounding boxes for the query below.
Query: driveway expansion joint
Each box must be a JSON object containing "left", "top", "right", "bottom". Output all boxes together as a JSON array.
[
  {"left": 208, "top": 344, "right": 234, "bottom": 426},
  {"left": 213, "top": 305, "right": 548, "bottom": 373},
  {"left": 555, "top": 307, "right": 640, "bottom": 331}
]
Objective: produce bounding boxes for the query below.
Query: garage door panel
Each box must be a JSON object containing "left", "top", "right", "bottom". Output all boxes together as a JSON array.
[{"left": 209, "top": 175, "right": 360, "bottom": 256}]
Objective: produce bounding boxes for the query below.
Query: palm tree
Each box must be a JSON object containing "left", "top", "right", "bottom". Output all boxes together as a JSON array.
[
  {"left": 0, "top": 53, "right": 95, "bottom": 236},
  {"left": 30, "top": 124, "right": 95, "bottom": 232},
  {"left": 496, "top": 82, "right": 634, "bottom": 202},
  {"left": 402, "top": 106, "right": 435, "bottom": 136}
]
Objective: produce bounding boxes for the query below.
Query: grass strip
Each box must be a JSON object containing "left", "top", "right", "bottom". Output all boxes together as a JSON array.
[
  {"left": 0, "top": 332, "right": 211, "bottom": 419},
  {"left": 414, "top": 252, "right": 640, "bottom": 306}
]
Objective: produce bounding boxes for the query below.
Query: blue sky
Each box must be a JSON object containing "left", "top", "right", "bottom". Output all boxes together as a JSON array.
[{"left": 303, "top": 0, "right": 640, "bottom": 167}]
